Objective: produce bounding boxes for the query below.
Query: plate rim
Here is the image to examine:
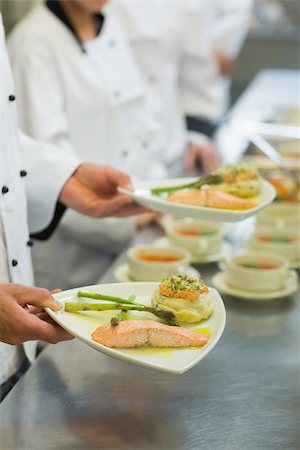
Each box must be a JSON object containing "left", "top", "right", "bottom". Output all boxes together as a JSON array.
[{"left": 45, "top": 282, "right": 226, "bottom": 374}]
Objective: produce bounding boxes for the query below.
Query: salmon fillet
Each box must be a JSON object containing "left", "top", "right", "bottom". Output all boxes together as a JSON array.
[
  {"left": 91, "top": 320, "right": 209, "bottom": 348},
  {"left": 168, "top": 188, "right": 257, "bottom": 210}
]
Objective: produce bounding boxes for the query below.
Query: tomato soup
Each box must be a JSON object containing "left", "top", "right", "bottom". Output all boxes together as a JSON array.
[
  {"left": 136, "top": 250, "right": 183, "bottom": 263},
  {"left": 176, "top": 228, "right": 216, "bottom": 237}
]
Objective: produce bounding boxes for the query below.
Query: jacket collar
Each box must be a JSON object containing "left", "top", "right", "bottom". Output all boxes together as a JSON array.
[{"left": 45, "top": 0, "right": 104, "bottom": 53}]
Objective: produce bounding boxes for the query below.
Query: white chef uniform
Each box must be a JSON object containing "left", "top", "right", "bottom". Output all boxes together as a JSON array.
[
  {"left": 0, "top": 14, "right": 80, "bottom": 385},
  {"left": 8, "top": 2, "right": 168, "bottom": 290},
  {"left": 185, "top": 0, "right": 252, "bottom": 123},
  {"left": 109, "top": 0, "right": 251, "bottom": 150},
  {"left": 107, "top": 0, "right": 220, "bottom": 171}
]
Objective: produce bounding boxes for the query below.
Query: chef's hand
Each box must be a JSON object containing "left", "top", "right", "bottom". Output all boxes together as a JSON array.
[
  {"left": 59, "top": 163, "right": 147, "bottom": 217},
  {"left": 185, "top": 142, "right": 220, "bottom": 175},
  {"left": 214, "top": 50, "right": 234, "bottom": 76},
  {"left": 0, "top": 284, "right": 73, "bottom": 345}
]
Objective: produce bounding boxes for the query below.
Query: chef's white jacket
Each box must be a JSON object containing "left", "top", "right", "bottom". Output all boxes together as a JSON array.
[
  {"left": 0, "top": 14, "right": 80, "bottom": 385},
  {"left": 205, "top": 0, "right": 253, "bottom": 120},
  {"left": 109, "top": 0, "right": 252, "bottom": 141},
  {"left": 108, "top": 0, "right": 220, "bottom": 164}
]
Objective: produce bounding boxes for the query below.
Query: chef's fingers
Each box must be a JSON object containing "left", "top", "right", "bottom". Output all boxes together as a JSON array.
[
  {"left": 3, "top": 284, "right": 63, "bottom": 311},
  {"left": 24, "top": 314, "right": 74, "bottom": 344},
  {"left": 105, "top": 167, "right": 133, "bottom": 191},
  {"left": 184, "top": 147, "right": 197, "bottom": 172}
]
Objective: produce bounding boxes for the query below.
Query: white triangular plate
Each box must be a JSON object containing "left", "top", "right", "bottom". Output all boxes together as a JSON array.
[
  {"left": 119, "top": 178, "right": 276, "bottom": 222},
  {"left": 45, "top": 282, "right": 226, "bottom": 374}
]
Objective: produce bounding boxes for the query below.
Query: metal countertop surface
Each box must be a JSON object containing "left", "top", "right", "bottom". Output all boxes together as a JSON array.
[{"left": 0, "top": 224, "right": 299, "bottom": 450}]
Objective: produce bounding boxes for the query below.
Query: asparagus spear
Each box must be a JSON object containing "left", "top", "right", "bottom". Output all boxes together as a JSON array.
[
  {"left": 78, "top": 291, "right": 137, "bottom": 305},
  {"left": 150, "top": 174, "right": 223, "bottom": 195},
  {"left": 111, "top": 310, "right": 128, "bottom": 326},
  {"left": 65, "top": 302, "right": 179, "bottom": 326}
]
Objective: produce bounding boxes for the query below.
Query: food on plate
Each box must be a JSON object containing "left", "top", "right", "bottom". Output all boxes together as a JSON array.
[
  {"left": 152, "top": 275, "right": 212, "bottom": 325},
  {"left": 168, "top": 188, "right": 257, "bottom": 210},
  {"left": 211, "top": 163, "right": 261, "bottom": 198},
  {"left": 151, "top": 162, "right": 262, "bottom": 200},
  {"left": 64, "top": 276, "right": 214, "bottom": 349},
  {"left": 65, "top": 291, "right": 179, "bottom": 326},
  {"left": 91, "top": 319, "right": 209, "bottom": 348},
  {"left": 151, "top": 174, "right": 223, "bottom": 196}
]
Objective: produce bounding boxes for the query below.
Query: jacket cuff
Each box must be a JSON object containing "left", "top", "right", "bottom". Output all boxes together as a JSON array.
[
  {"left": 187, "top": 131, "right": 213, "bottom": 147},
  {"left": 31, "top": 202, "right": 66, "bottom": 240},
  {"left": 185, "top": 116, "right": 217, "bottom": 138}
]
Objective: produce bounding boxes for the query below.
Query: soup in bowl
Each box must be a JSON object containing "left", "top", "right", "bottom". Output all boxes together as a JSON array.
[
  {"left": 249, "top": 226, "right": 300, "bottom": 262},
  {"left": 220, "top": 251, "right": 290, "bottom": 292},
  {"left": 127, "top": 244, "right": 191, "bottom": 281}
]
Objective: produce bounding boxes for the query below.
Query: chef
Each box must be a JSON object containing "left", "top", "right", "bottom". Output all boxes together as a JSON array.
[
  {"left": 108, "top": 0, "right": 222, "bottom": 175},
  {"left": 0, "top": 12, "right": 143, "bottom": 400},
  {"left": 182, "top": 0, "right": 252, "bottom": 163},
  {"left": 107, "top": 0, "right": 251, "bottom": 172},
  {"left": 8, "top": 0, "right": 168, "bottom": 290},
  {"left": 8, "top": 0, "right": 225, "bottom": 290}
]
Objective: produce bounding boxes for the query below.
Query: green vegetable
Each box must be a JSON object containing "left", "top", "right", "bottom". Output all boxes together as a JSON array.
[
  {"left": 78, "top": 291, "right": 137, "bottom": 305},
  {"left": 150, "top": 174, "right": 223, "bottom": 195},
  {"left": 111, "top": 310, "right": 128, "bottom": 326},
  {"left": 65, "top": 302, "right": 179, "bottom": 326}
]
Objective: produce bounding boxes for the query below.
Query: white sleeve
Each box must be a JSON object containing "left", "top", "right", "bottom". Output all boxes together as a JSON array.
[
  {"left": 8, "top": 35, "right": 75, "bottom": 154},
  {"left": 211, "top": 0, "right": 253, "bottom": 57},
  {"left": 20, "top": 132, "right": 81, "bottom": 234},
  {"left": 178, "top": 2, "right": 220, "bottom": 126}
]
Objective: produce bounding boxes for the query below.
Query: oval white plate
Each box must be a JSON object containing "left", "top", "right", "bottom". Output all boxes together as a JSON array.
[
  {"left": 154, "top": 237, "right": 233, "bottom": 264},
  {"left": 45, "top": 282, "right": 226, "bottom": 374},
  {"left": 119, "top": 178, "right": 276, "bottom": 222},
  {"left": 212, "top": 270, "right": 299, "bottom": 301},
  {"left": 114, "top": 263, "right": 200, "bottom": 282}
]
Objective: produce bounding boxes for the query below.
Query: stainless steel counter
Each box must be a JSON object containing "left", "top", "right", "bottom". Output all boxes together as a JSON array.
[{"left": 0, "top": 224, "right": 299, "bottom": 450}]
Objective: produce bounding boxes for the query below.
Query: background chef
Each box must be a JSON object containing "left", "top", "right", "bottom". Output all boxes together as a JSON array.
[{"left": 182, "top": 0, "right": 253, "bottom": 172}]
